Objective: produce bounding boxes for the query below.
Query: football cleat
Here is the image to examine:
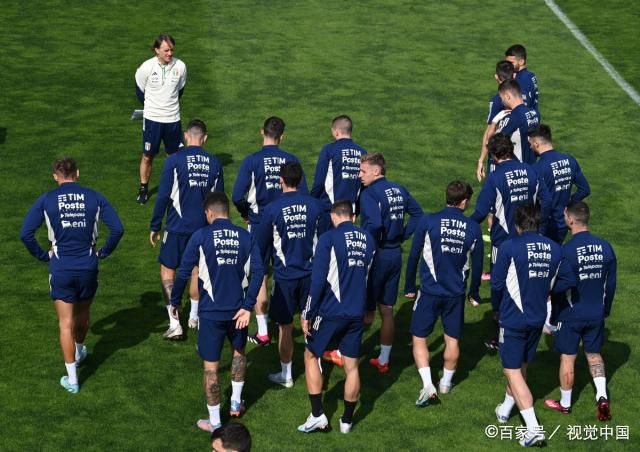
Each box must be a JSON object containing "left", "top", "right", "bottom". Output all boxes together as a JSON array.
[
  {"left": 369, "top": 357, "right": 390, "bottom": 374},
  {"left": 544, "top": 399, "right": 571, "bottom": 414},
  {"left": 481, "top": 272, "right": 491, "bottom": 281},
  {"left": 188, "top": 317, "right": 199, "bottom": 329},
  {"left": 495, "top": 404, "right": 510, "bottom": 423},
  {"left": 484, "top": 338, "right": 500, "bottom": 351},
  {"left": 75, "top": 345, "right": 88, "bottom": 366},
  {"left": 136, "top": 187, "right": 148, "bottom": 205},
  {"left": 60, "top": 376, "right": 79, "bottom": 394},
  {"left": 415, "top": 385, "right": 438, "bottom": 407},
  {"left": 322, "top": 350, "right": 344, "bottom": 367},
  {"left": 297, "top": 413, "right": 329, "bottom": 433},
  {"left": 268, "top": 372, "right": 294, "bottom": 388},
  {"left": 248, "top": 333, "right": 270, "bottom": 347},
  {"left": 163, "top": 324, "right": 184, "bottom": 340},
  {"left": 339, "top": 417, "right": 352, "bottom": 434},
  {"left": 597, "top": 397, "right": 612, "bottom": 421},
  {"left": 196, "top": 419, "right": 221, "bottom": 433},
  {"left": 467, "top": 295, "right": 480, "bottom": 307},
  {"left": 518, "top": 430, "right": 546, "bottom": 447},
  {"left": 229, "top": 400, "right": 246, "bottom": 417},
  {"left": 438, "top": 381, "right": 452, "bottom": 394}
]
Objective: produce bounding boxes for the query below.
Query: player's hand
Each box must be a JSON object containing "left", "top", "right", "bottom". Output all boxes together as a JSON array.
[
  {"left": 169, "top": 305, "right": 180, "bottom": 320},
  {"left": 476, "top": 159, "right": 485, "bottom": 182},
  {"left": 301, "top": 318, "right": 311, "bottom": 337},
  {"left": 150, "top": 231, "right": 161, "bottom": 247},
  {"left": 233, "top": 309, "right": 251, "bottom": 329},
  {"left": 405, "top": 292, "right": 416, "bottom": 300}
]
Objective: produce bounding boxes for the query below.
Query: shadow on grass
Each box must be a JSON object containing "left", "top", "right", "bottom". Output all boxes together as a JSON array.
[
  {"left": 0, "top": 127, "right": 6, "bottom": 145},
  {"left": 79, "top": 291, "right": 166, "bottom": 384},
  {"left": 530, "top": 328, "right": 630, "bottom": 405},
  {"left": 217, "top": 153, "right": 233, "bottom": 167}
]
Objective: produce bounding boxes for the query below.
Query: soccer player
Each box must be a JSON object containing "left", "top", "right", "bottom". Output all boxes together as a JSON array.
[
  {"left": 471, "top": 133, "right": 550, "bottom": 349},
  {"left": 477, "top": 60, "right": 516, "bottom": 182},
  {"left": 255, "top": 162, "right": 327, "bottom": 388},
  {"left": 492, "top": 205, "right": 561, "bottom": 447},
  {"left": 20, "top": 158, "right": 124, "bottom": 393},
  {"left": 359, "top": 153, "right": 423, "bottom": 372},
  {"left": 529, "top": 124, "right": 590, "bottom": 244},
  {"left": 150, "top": 119, "right": 224, "bottom": 339},
  {"left": 298, "top": 201, "right": 375, "bottom": 434},
  {"left": 544, "top": 202, "right": 616, "bottom": 421},
  {"left": 232, "top": 116, "right": 308, "bottom": 346},
  {"left": 495, "top": 79, "right": 540, "bottom": 165},
  {"left": 505, "top": 44, "right": 539, "bottom": 115},
  {"left": 211, "top": 422, "right": 252, "bottom": 452},
  {"left": 135, "top": 33, "right": 187, "bottom": 204},
  {"left": 311, "top": 115, "right": 367, "bottom": 216},
  {"left": 169, "top": 192, "right": 264, "bottom": 433},
  {"left": 404, "top": 181, "right": 483, "bottom": 405}
]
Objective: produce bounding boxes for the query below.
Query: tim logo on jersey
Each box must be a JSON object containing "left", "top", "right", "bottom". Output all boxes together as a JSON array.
[
  {"left": 213, "top": 229, "right": 240, "bottom": 265},
  {"left": 526, "top": 242, "right": 552, "bottom": 278},
  {"left": 576, "top": 245, "right": 604, "bottom": 280},
  {"left": 282, "top": 204, "right": 307, "bottom": 239},
  {"left": 384, "top": 187, "right": 405, "bottom": 221},
  {"left": 263, "top": 156, "right": 287, "bottom": 191},
  {"left": 58, "top": 193, "right": 87, "bottom": 228},
  {"left": 344, "top": 230, "right": 368, "bottom": 267}
]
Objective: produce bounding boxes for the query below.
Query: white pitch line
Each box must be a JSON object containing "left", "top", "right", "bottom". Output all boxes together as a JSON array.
[{"left": 544, "top": 0, "right": 640, "bottom": 106}]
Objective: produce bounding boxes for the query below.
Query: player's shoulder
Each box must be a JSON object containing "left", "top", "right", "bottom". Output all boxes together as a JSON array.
[
  {"left": 173, "top": 58, "right": 186, "bottom": 69},
  {"left": 138, "top": 56, "right": 157, "bottom": 70}
]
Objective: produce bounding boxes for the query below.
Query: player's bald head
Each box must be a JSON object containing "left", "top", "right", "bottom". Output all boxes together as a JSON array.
[{"left": 332, "top": 115, "right": 353, "bottom": 135}]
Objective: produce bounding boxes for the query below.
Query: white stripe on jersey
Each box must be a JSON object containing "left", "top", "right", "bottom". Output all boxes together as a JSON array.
[
  {"left": 327, "top": 246, "right": 341, "bottom": 302},
  {"left": 170, "top": 168, "right": 182, "bottom": 218},
  {"left": 325, "top": 160, "right": 335, "bottom": 203},
  {"left": 44, "top": 211, "right": 58, "bottom": 258},
  {"left": 506, "top": 258, "right": 523, "bottom": 312},
  {"left": 495, "top": 188, "right": 508, "bottom": 235},
  {"left": 273, "top": 225, "right": 286, "bottom": 267},
  {"left": 242, "top": 254, "right": 251, "bottom": 290},
  {"left": 462, "top": 239, "right": 475, "bottom": 279},
  {"left": 512, "top": 129, "right": 522, "bottom": 162},
  {"left": 422, "top": 231, "right": 437, "bottom": 282},
  {"left": 247, "top": 172, "right": 258, "bottom": 214},
  {"left": 91, "top": 206, "right": 101, "bottom": 254},
  {"left": 199, "top": 245, "right": 215, "bottom": 302}
]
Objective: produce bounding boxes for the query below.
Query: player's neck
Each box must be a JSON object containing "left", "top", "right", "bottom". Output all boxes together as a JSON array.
[
  {"left": 263, "top": 139, "right": 280, "bottom": 146},
  {"left": 537, "top": 144, "right": 553, "bottom": 154},
  {"left": 281, "top": 186, "right": 297, "bottom": 193},
  {"left": 570, "top": 225, "right": 588, "bottom": 235}
]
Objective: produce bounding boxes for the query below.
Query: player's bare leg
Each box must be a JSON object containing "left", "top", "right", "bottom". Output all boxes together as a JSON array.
[
  {"left": 503, "top": 365, "right": 543, "bottom": 441},
  {"left": 269, "top": 323, "right": 294, "bottom": 387},
  {"left": 72, "top": 299, "right": 92, "bottom": 364},
  {"left": 55, "top": 300, "right": 80, "bottom": 391},
  {"left": 341, "top": 356, "right": 360, "bottom": 431},
  {"left": 545, "top": 353, "right": 576, "bottom": 414},
  {"left": 250, "top": 276, "right": 270, "bottom": 346},
  {"left": 370, "top": 304, "right": 394, "bottom": 372},
  {"left": 412, "top": 336, "right": 437, "bottom": 406},
  {"left": 439, "top": 334, "right": 459, "bottom": 393},
  {"left": 161, "top": 265, "right": 182, "bottom": 339},
  {"left": 137, "top": 154, "right": 154, "bottom": 204},
  {"left": 198, "top": 360, "right": 222, "bottom": 432},
  {"left": 298, "top": 348, "right": 329, "bottom": 432},
  {"left": 230, "top": 350, "right": 247, "bottom": 416},
  {"left": 586, "top": 352, "right": 611, "bottom": 420},
  {"left": 188, "top": 268, "right": 200, "bottom": 328}
]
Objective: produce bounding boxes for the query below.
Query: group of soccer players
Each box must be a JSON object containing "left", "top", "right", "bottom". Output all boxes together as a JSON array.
[{"left": 19, "top": 35, "right": 617, "bottom": 448}]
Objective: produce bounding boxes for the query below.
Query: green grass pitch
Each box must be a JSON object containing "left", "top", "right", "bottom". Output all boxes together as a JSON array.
[{"left": 1, "top": 0, "right": 639, "bottom": 450}]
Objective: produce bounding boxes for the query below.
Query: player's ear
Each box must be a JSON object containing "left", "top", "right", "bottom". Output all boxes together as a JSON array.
[
  {"left": 202, "top": 134, "right": 208, "bottom": 144},
  {"left": 260, "top": 128, "right": 265, "bottom": 138},
  {"left": 52, "top": 173, "right": 59, "bottom": 183},
  {"left": 76, "top": 170, "right": 80, "bottom": 179},
  {"left": 183, "top": 131, "right": 189, "bottom": 142}
]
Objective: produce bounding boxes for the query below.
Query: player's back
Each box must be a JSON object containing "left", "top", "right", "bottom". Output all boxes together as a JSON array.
[
  {"left": 311, "top": 138, "right": 367, "bottom": 211},
  {"left": 535, "top": 150, "right": 589, "bottom": 229},
  {"left": 360, "top": 178, "right": 419, "bottom": 247},
  {"left": 308, "top": 221, "right": 375, "bottom": 319},
  {"left": 418, "top": 207, "right": 483, "bottom": 297},
  {"left": 233, "top": 145, "right": 308, "bottom": 224},
  {"left": 496, "top": 104, "right": 540, "bottom": 165},
  {"left": 195, "top": 219, "right": 256, "bottom": 319},
  {"left": 482, "top": 160, "right": 539, "bottom": 245},
  {"left": 555, "top": 231, "right": 616, "bottom": 322},
  {"left": 494, "top": 232, "right": 561, "bottom": 329},
  {"left": 261, "top": 191, "right": 326, "bottom": 280},
  {"left": 151, "top": 146, "right": 223, "bottom": 235}
]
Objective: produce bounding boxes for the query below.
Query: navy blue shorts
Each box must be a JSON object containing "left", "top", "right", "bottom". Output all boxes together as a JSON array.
[
  {"left": 142, "top": 118, "right": 182, "bottom": 156},
  {"left": 367, "top": 247, "right": 402, "bottom": 310},
  {"left": 499, "top": 325, "right": 542, "bottom": 369},
  {"left": 306, "top": 317, "right": 364, "bottom": 359},
  {"left": 198, "top": 318, "right": 248, "bottom": 362},
  {"left": 159, "top": 232, "right": 191, "bottom": 269},
  {"left": 410, "top": 292, "right": 465, "bottom": 339},
  {"left": 545, "top": 223, "right": 568, "bottom": 245},
  {"left": 270, "top": 277, "right": 310, "bottom": 325},
  {"left": 554, "top": 320, "right": 604, "bottom": 355},
  {"left": 50, "top": 271, "right": 98, "bottom": 303}
]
